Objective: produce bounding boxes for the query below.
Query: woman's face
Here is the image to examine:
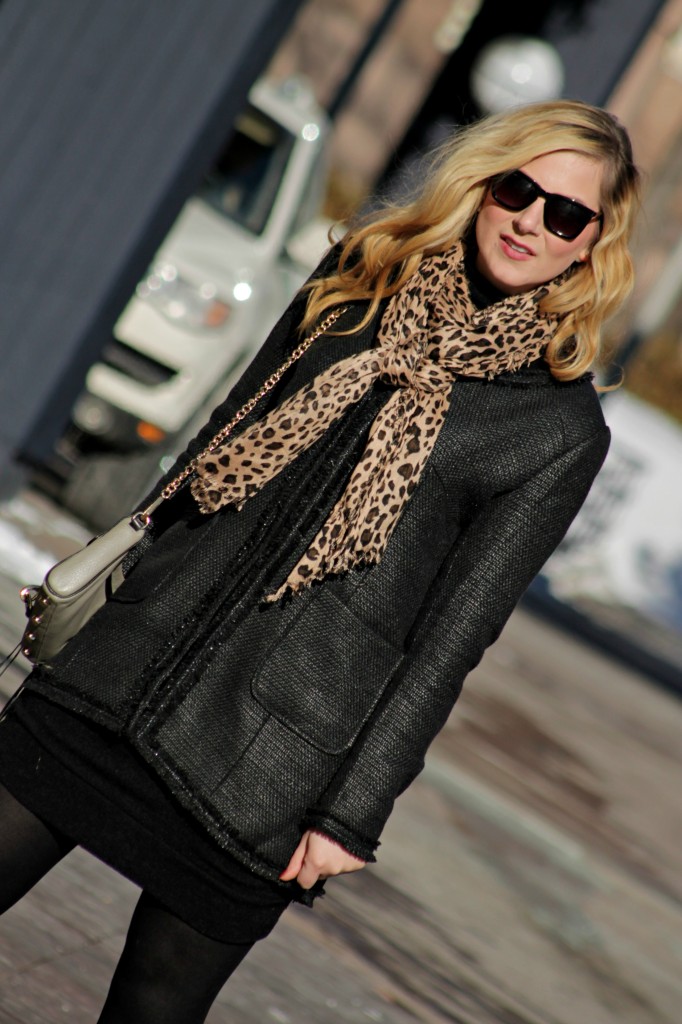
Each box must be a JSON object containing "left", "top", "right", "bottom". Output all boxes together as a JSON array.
[{"left": 475, "top": 150, "right": 604, "bottom": 295}]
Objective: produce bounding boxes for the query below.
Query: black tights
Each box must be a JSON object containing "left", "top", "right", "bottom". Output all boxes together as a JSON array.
[{"left": 0, "top": 783, "right": 254, "bottom": 1023}]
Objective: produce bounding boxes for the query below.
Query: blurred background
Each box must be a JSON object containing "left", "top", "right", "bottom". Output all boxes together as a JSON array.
[{"left": 1, "top": 0, "right": 680, "bottom": 690}]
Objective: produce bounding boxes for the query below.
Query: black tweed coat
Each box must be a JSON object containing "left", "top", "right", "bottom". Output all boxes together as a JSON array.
[{"left": 25, "top": 256, "right": 610, "bottom": 881}]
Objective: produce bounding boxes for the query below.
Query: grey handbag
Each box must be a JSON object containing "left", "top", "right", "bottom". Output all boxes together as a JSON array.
[
  {"left": 17, "top": 307, "right": 346, "bottom": 669},
  {"left": 20, "top": 506, "right": 159, "bottom": 666}
]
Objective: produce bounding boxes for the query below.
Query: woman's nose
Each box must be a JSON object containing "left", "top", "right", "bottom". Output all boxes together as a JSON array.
[{"left": 512, "top": 198, "right": 544, "bottom": 234}]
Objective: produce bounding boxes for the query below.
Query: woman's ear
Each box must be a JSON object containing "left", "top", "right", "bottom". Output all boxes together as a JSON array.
[
  {"left": 577, "top": 220, "right": 601, "bottom": 262},
  {"left": 576, "top": 241, "right": 595, "bottom": 263}
]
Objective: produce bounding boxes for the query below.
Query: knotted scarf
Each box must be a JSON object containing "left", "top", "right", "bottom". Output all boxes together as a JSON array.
[{"left": 191, "top": 241, "right": 564, "bottom": 599}]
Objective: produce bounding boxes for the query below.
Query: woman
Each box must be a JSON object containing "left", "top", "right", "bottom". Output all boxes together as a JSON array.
[{"left": 0, "top": 99, "right": 639, "bottom": 1022}]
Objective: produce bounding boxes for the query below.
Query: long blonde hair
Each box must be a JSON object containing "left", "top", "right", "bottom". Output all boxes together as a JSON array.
[{"left": 302, "top": 99, "right": 640, "bottom": 380}]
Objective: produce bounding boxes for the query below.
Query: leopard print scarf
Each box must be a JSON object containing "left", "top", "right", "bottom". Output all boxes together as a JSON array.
[{"left": 191, "top": 241, "right": 564, "bottom": 600}]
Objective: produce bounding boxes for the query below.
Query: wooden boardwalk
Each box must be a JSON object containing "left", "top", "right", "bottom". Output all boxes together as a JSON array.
[{"left": 0, "top": 492, "right": 680, "bottom": 1022}]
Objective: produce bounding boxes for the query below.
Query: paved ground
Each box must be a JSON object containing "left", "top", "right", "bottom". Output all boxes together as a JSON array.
[{"left": 0, "top": 489, "right": 680, "bottom": 1023}]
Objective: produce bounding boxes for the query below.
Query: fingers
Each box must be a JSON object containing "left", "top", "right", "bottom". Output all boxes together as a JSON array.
[
  {"left": 280, "top": 830, "right": 366, "bottom": 889},
  {"left": 295, "top": 852, "right": 323, "bottom": 891},
  {"left": 278, "top": 834, "right": 308, "bottom": 882}
]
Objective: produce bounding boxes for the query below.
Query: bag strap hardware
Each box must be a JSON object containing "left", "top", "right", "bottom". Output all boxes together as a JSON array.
[{"left": 130, "top": 511, "right": 152, "bottom": 531}]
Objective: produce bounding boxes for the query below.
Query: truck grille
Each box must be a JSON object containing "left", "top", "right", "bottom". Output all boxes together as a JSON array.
[{"left": 100, "top": 340, "right": 176, "bottom": 387}]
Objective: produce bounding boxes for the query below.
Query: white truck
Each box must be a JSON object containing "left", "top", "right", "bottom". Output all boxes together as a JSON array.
[{"left": 46, "top": 77, "right": 333, "bottom": 530}]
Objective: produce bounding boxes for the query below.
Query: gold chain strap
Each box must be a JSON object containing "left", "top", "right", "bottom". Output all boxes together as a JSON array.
[{"left": 157, "top": 306, "right": 348, "bottom": 503}]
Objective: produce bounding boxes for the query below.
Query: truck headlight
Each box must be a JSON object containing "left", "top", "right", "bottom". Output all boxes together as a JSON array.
[
  {"left": 72, "top": 393, "right": 117, "bottom": 436},
  {"left": 136, "top": 262, "right": 231, "bottom": 330}
]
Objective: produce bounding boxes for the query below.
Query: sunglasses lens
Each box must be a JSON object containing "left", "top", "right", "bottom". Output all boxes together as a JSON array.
[
  {"left": 543, "top": 198, "right": 593, "bottom": 240},
  {"left": 491, "top": 171, "right": 535, "bottom": 211}
]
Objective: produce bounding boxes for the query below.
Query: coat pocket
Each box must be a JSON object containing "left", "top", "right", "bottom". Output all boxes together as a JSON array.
[{"left": 251, "top": 590, "right": 402, "bottom": 755}]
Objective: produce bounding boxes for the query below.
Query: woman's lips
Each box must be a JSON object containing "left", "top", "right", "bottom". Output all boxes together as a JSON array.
[{"left": 500, "top": 234, "right": 535, "bottom": 260}]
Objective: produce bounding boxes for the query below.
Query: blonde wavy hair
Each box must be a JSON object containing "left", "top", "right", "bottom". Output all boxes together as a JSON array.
[{"left": 301, "top": 99, "right": 640, "bottom": 380}]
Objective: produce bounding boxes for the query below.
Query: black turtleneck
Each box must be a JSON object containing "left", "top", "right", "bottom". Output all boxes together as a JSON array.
[{"left": 463, "top": 234, "right": 507, "bottom": 310}]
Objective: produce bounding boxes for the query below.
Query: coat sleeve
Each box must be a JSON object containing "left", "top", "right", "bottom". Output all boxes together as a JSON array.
[{"left": 302, "top": 425, "right": 611, "bottom": 861}]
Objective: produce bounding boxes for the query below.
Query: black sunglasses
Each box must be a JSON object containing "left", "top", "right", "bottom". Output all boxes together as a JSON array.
[{"left": 490, "top": 169, "right": 602, "bottom": 241}]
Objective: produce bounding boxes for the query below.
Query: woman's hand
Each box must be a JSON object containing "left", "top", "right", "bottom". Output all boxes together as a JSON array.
[{"left": 279, "top": 829, "right": 366, "bottom": 889}]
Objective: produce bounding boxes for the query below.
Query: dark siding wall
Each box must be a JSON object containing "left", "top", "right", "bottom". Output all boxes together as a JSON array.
[{"left": 0, "top": 0, "right": 302, "bottom": 471}]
